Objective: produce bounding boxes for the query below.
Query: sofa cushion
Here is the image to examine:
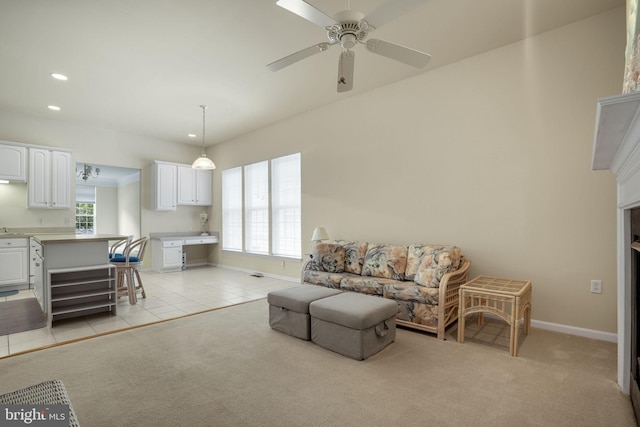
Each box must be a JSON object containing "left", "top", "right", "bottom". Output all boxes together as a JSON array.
[
  {"left": 335, "top": 240, "right": 368, "bottom": 275},
  {"left": 414, "top": 246, "right": 462, "bottom": 287},
  {"left": 311, "top": 243, "right": 345, "bottom": 273},
  {"left": 383, "top": 283, "right": 440, "bottom": 304},
  {"left": 362, "top": 244, "right": 408, "bottom": 280},
  {"left": 405, "top": 244, "right": 438, "bottom": 280},
  {"left": 340, "top": 275, "right": 403, "bottom": 296},
  {"left": 303, "top": 270, "right": 344, "bottom": 289}
]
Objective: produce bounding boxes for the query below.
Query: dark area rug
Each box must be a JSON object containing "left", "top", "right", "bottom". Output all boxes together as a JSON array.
[
  {"left": 0, "top": 290, "right": 19, "bottom": 297},
  {"left": 0, "top": 298, "right": 47, "bottom": 335}
]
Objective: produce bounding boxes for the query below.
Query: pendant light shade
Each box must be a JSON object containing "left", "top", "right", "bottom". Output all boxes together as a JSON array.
[{"left": 192, "top": 105, "right": 216, "bottom": 170}]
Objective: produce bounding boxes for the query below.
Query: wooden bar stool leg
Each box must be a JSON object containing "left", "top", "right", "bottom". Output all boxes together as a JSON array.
[
  {"left": 127, "top": 267, "right": 137, "bottom": 305},
  {"left": 134, "top": 268, "right": 146, "bottom": 298}
]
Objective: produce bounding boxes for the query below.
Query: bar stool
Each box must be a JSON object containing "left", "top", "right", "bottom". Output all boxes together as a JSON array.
[
  {"left": 109, "top": 236, "right": 132, "bottom": 260},
  {"left": 110, "top": 236, "right": 148, "bottom": 304}
]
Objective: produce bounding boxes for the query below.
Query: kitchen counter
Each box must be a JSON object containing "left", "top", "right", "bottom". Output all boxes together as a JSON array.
[
  {"left": 149, "top": 231, "right": 219, "bottom": 242},
  {"left": 0, "top": 232, "right": 126, "bottom": 244},
  {"left": 32, "top": 234, "right": 126, "bottom": 244}
]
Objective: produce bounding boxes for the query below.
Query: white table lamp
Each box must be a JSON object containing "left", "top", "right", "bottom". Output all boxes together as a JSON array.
[{"left": 311, "top": 227, "right": 329, "bottom": 243}]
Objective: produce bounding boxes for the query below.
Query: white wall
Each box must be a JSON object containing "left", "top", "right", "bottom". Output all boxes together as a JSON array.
[
  {"left": 210, "top": 8, "right": 625, "bottom": 333},
  {"left": 118, "top": 179, "right": 141, "bottom": 238},
  {"left": 95, "top": 186, "right": 118, "bottom": 234}
]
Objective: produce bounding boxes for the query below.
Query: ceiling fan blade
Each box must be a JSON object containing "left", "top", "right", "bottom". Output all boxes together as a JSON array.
[
  {"left": 276, "top": 0, "right": 337, "bottom": 28},
  {"left": 363, "top": 0, "right": 426, "bottom": 28},
  {"left": 267, "top": 42, "right": 332, "bottom": 71},
  {"left": 365, "top": 39, "right": 431, "bottom": 68},
  {"left": 337, "top": 50, "right": 355, "bottom": 93}
]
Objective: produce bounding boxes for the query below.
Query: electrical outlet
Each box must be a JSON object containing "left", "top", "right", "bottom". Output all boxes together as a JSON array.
[
  {"left": 591, "top": 280, "right": 603, "bottom": 294},
  {"left": 38, "top": 217, "right": 44, "bottom": 225},
  {"left": 281, "top": 260, "right": 286, "bottom": 269}
]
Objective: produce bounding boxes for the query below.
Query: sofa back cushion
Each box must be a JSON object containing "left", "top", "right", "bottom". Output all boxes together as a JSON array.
[
  {"left": 335, "top": 240, "right": 368, "bottom": 275},
  {"left": 414, "top": 246, "right": 462, "bottom": 287},
  {"left": 311, "top": 243, "right": 345, "bottom": 273},
  {"left": 361, "top": 244, "right": 408, "bottom": 280}
]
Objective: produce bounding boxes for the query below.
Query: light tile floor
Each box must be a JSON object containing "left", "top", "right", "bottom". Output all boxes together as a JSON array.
[{"left": 0, "top": 266, "right": 295, "bottom": 357}]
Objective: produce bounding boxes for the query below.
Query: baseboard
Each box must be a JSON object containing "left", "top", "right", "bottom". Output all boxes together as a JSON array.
[
  {"left": 211, "top": 263, "right": 299, "bottom": 283},
  {"left": 530, "top": 319, "right": 617, "bottom": 343}
]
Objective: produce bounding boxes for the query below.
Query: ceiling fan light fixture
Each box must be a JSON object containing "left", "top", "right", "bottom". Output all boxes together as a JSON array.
[
  {"left": 269, "top": 0, "right": 431, "bottom": 93},
  {"left": 192, "top": 105, "right": 216, "bottom": 170}
]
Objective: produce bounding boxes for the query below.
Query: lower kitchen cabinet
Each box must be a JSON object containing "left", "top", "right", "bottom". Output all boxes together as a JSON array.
[
  {"left": 0, "top": 238, "right": 29, "bottom": 289},
  {"left": 151, "top": 239, "right": 183, "bottom": 272}
]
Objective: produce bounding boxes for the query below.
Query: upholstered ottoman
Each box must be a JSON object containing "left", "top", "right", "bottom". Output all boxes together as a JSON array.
[
  {"left": 309, "top": 292, "right": 397, "bottom": 360},
  {"left": 268, "top": 285, "right": 343, "bottom": 340}
]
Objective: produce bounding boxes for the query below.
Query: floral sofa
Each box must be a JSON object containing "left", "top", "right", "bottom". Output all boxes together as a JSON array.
[{"left": 302, "top": 241, "right": 470, "bottom": 340}]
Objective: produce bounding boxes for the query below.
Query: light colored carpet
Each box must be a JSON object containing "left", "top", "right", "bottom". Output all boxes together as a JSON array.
[{"left": 0, "top": 299, "right": 634, "bottom": 426}]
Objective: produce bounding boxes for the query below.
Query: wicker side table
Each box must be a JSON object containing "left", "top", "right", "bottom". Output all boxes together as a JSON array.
[{"left": 457, "top": 276, "right": 532, "bottom": 356}]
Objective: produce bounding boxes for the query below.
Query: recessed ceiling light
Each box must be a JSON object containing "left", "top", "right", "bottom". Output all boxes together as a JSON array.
[
  {"left": 48, "top": 105, "right": 61, "bottom": 111},
  {"left": 188, "top": 134, "right": 196, "bottom": 138},
  {"left": 50, "top": 73, "right": 68, "bottom": 81}
]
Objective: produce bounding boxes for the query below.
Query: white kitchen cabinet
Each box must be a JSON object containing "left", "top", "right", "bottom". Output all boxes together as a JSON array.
[
  {"left": 0, "top": 143, "right": 27, "bottom": 182},
  {"left": 28, "top": 148, "right": 72, "bottom": 209},
  {"left": 177, "top": 166, "right": 212, "bottom": 206},
  {"left": 151, "top": 161, "right": 177, "bottom": 211},
  {"left": 151, "top": 239, "right": 183, "bottom": 272},
  {"left": 0, "top": 238, "right": 29, "bottom": 288}
]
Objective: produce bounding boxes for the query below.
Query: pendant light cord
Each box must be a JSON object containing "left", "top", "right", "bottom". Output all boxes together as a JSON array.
[{"left": 201, "top": 105, "right": 207, "bottom": 155}]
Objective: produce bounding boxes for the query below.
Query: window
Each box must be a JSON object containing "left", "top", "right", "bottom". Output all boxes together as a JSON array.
[
  {"left": 75, "top": 185, "right": 96, "bottom": 234},
  {"left": 222, "top": 153, "right": 301, "bottom": 258},
  {"left": 244, "top": 161, "right": 269, "bottom": 254},
  {"left": 222, "top": 167, "right": 242, "bottom": 251},
  {"left": 271, "top": 153, "right": 301, "bottom": 257}
]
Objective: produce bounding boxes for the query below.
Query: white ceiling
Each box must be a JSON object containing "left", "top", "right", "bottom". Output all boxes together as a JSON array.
[{"left": 0, "top": 0, "right": 624, "bottom": 147}]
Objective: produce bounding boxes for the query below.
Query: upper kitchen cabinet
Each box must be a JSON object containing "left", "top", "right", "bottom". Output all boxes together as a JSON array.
[
  {"left": 28, "top": 148, "right": 72, "bottom": 209},
  {"left": 151, "top": 161, "right": 177, "bottom": 211},
  {"left": 177, "top": 166, "right": 212, "bottom": 206},
  {"left": 0, "top": 143, "right": 27, "bottom": 182}
]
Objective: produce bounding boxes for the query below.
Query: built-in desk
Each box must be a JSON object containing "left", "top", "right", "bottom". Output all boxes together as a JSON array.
[{"left": 150, "top": 232, "right": 218, "bottom": 272}]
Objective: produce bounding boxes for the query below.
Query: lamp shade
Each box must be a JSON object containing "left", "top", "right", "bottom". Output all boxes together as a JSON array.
[
  {"left": 192, "top": 154, "right": 216, "bottom": 170},
  {"left": 311, "top": 227, "right": 329, "bottom": 242}
]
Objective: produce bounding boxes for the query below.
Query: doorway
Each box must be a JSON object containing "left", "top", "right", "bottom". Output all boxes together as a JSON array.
[{"left": 74, "top": 162, "right": 141, "bottom": 238}]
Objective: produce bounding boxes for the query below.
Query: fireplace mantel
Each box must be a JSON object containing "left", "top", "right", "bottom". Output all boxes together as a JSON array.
[{"left": 593, "top": 91, "right": 640, "bottom": 394}]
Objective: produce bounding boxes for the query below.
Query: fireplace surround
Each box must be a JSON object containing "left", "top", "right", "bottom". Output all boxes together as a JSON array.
[{"left": 593, "top": 91, "right": 640, "bottom": 403}]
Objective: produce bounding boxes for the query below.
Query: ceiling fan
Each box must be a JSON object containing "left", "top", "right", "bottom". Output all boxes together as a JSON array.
[{"left": 267, "top": 0, "right": 431, "bottom": 93}]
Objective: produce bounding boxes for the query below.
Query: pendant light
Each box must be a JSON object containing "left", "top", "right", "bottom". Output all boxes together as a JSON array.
[{"left": 192, "top": 105, "right": 216, "bottom": 170}]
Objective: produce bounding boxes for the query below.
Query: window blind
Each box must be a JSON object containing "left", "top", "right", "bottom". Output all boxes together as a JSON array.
[
  {"left": 222, "top": 167, "right": 243, "bottom": 251},
  {"left": 271, "top": 153, "right": 301, "bottom": 258},
  {"left": 244, "top": 161, "right": 269, "bottom": 254}
]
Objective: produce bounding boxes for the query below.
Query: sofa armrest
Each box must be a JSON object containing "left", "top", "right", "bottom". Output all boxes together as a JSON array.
[
  {"left": 438, "top": 257, "right": 471, "bottom": 309},
  {"left": 301, "top": 256, "right": 313, "bottom": 283}
]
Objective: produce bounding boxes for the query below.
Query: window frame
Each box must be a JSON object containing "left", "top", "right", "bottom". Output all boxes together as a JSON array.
[{"left": 221, "top": 153, "right": 301, "bottom": 259}]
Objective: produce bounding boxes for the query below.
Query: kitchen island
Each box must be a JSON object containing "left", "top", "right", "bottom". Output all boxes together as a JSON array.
[{"left": 33, "top": 233, "right": 127, "bottom": 327}]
